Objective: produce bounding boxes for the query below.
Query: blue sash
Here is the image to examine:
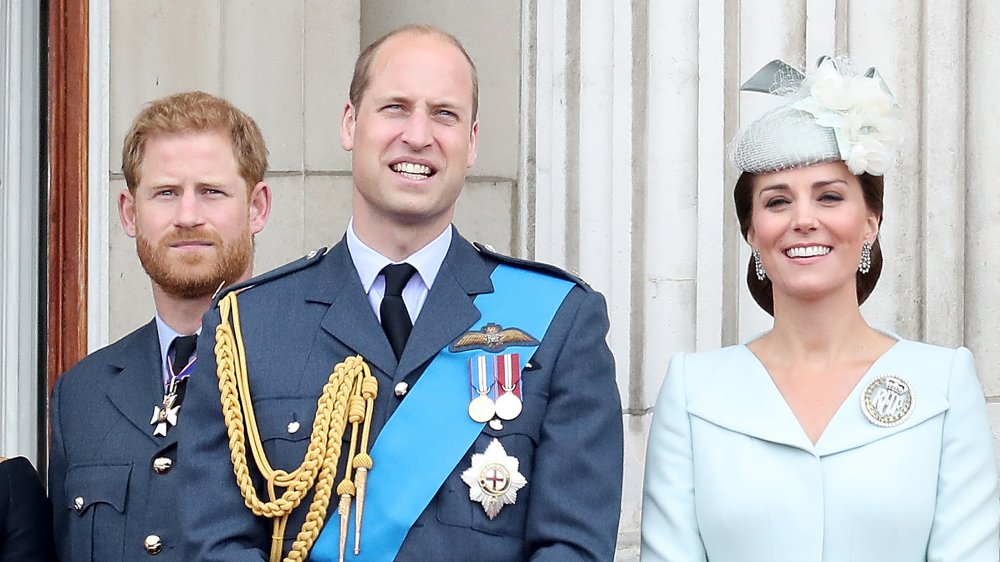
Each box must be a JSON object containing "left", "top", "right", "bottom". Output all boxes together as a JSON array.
[{"left": 310, "top": 264, "right": 574, "bottom": 561}]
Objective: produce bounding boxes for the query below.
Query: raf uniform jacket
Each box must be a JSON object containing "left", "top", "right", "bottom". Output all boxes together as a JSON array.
[
  {"left": 641, "top": 340, "right": 1000, "bottom": 562},
  {"left": 179, "top": 233, "right": 624, "bottom": 561},
  {"left": 50, "top": 321, "right": 184, "bottom": 561}
]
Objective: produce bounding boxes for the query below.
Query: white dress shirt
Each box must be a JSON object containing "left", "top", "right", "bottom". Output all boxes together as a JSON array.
[
  {"left": 154, "top": 314, "right": 200, "bottom": 387},
  {"left": 345, "top": 218, "right": 452, "bottom": 324}
]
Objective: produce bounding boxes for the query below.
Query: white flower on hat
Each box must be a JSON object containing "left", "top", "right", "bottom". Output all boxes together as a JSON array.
[{"left": 791, "top": 58, "right": 902, "bottom": 176}]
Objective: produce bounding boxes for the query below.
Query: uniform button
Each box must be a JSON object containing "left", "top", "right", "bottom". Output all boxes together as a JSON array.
[
  {"left": 394, "top": 382, "right": 408, "bottom": 397},
  {"left": 73, "top": 496, "right": 84, "bottom": 514},
  {"left": 152, "top": 457, "right": 172, "bottom": 474},
  {"left": 287, "top": 421, "right": 300, "bottom": 434},
  {"left": 144, "top": 534, "right": 162, "bottom": 555}
]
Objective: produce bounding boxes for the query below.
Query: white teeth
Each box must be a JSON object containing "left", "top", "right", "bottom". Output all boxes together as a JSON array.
[
  {"left": 785, "top": 246, "right": 831, "bottom": 258},
  {"left": 391, "top": 162, "right": 432, "bottom": 176}
]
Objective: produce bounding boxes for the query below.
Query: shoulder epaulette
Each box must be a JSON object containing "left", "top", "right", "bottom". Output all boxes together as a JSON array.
[
  {"left": 473, "top": 241, "right": 591, "bottom": 289},
  {"left": 212, "top": 247, "right": 328, "bottom": 307}
]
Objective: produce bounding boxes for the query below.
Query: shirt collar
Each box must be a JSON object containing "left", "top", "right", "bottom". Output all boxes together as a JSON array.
[
  {"left": 154, "top": 314, "right": 201, "bottom": 375},
  {"left": 346, "top": 218, "right": 452, "bottom": 294}
]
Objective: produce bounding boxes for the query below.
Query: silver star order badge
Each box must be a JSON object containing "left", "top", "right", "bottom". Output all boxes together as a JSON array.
[{"left": 460, "top": 439, "right": 527, "bottom": 520}]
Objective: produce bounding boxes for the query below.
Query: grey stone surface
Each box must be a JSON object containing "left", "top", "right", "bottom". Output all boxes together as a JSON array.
[
  {"left": 220, "top": 1, "right": 304, "bottom": 173},
  {"left": 110, "top": 0, "right": 223, "bottom": 172}
]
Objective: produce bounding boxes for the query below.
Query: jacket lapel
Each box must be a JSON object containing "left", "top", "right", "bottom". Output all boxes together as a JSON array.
[
  {"left": 106, "top": 320, "right": 164, "bottom": 446},
  {"left": 816, "top": 340, "right": 949, "bottom": 456},
  {"left": 310, "top": 240, "right": 398, "bottom": 377},
  {"left": 686, "top": 346, "right": 816, "bottom": 453},
  {"left": 686, "top": 341, "right": 951, "bottom": 457},
  {"left": 396, "top": 235, "right": 494, "bottom": 382},
  {"left": 308, "top": 235, "right": 494, "bottom": 383}
]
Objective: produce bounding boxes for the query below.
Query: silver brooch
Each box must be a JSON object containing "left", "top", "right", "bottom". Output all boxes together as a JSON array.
[
  {"left": 861, "top": 374, "right": 914, "bottom": 427},
  {"left": 460, "top": 439, "right": 527, "bottom": 519}
]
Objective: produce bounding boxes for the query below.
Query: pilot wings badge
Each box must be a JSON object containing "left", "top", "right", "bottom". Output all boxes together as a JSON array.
[
  {"left": 460, "top": 439, "right": 527, "bottom": 520},
  {"left": 449, "top": 323, "right": 538, "bottom": 353}
]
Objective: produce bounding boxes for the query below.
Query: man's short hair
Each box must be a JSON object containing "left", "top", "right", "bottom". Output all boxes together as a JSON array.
[
  {"left": 349, "top": 24, "right": 479, "bottom": 122},
  {"left": 121, "top": 91, "right": 268, "bottom": 193}
]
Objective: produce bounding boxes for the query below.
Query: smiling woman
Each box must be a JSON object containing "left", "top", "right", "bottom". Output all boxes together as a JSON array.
[
  {"left": 640, "top": 57, "right": 1000, "bottom": 562},
  {"left": 733, "top": 164, "right": 884, "bottom": 316}
]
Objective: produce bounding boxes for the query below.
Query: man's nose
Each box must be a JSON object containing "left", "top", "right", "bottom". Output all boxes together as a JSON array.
[
  {"left": 174, "top": 190, "right": 205, "bottom": 227},
  {"left": 400, "top": 111, "right": 433, "bottom": 150}
]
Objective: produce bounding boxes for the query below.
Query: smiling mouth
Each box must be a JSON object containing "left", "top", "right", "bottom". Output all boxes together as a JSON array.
[
  {"left": 390, "top": 161, "right": 435, "bottom": 180},
  {"left": 785, "top": 245, "right": 831, "bottom": 258}
]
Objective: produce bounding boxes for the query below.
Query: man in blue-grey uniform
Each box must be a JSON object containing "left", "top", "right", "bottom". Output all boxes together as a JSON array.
[
  {"left": 180, "top": 24, "right": 623, "bottom": 562},
  {"left": 48, "top": 91, "right": 272, "bottom": 561}
]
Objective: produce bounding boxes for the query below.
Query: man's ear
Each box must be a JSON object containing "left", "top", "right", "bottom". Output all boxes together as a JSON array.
[
  {"left": 248, "top": 181, "right": 272, "bottom": 235},
  {"left": 118, "top": 188, "right": 138, "bottom": 238},
  {"left": 340, "top": 102, "right": 357, "bottom": 151},
  {"left": 466, "top": 120, "right": 479, "bottom": 168}
]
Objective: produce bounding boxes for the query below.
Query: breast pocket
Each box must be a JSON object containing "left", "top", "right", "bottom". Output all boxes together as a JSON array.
[
  {"left": 64, "top": 463, "right": 131, "bottom": 562},
  {"left": 253, "top": 397, "right": 320, "bottom": 544},
  {"left": 255, "top": 397, "right": 317, "bottom": 449},
  {"left": 435, "top": 390, "right": 546, "bottom": 539}
]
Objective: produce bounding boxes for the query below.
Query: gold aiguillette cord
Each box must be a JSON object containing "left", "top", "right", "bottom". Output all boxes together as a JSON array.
[{"left": 215, "top": 291, "right": 378, "bottom": 562}]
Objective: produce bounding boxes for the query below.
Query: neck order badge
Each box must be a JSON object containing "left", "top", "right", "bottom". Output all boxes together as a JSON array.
[
  {"left": 310, "top": 264, "right": 574, "bottom": 561},
  {"left": 151, "top": 334, "right": 198, "bottom": 437}
]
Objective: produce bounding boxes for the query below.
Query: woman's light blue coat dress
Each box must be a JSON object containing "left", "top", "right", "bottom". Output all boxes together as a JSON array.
[{"left": 641, "top": 339, "right": 1000, "bottom": 562}]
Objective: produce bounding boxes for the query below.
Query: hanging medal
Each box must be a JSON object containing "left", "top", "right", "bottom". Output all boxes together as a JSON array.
[
  {"left": 468, "top": 355, "right": 496, "bottom": 423},
  {"left": 151, "top": 353, "right": 196, "bottom": 437},
  {"left": 494, "top": 353, "right": 523, "bottom": 421}
]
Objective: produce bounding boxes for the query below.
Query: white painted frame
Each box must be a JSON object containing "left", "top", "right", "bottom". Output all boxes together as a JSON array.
[
  {"left": 0, "top": 0, "right": 42, "bottom": 463},
  {"left": 89, "top": 0, "right": 112, "bottom": 352}
]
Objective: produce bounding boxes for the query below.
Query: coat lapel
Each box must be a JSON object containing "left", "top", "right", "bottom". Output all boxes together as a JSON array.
[
  {"left": 816, "top": 339, "right": 949, "bottom": 456},
  {"left": 686, "top": 340, "right": 951, "bottom": 457},
  {"left": 310, "top": 241, "right": 398, "bottom": 378},
  {"left": 396, "top": 235, "right": 494, "bottom": 382},
  {"left": 686, "top": 346, "right": 815, "bottom": 453},
  {"left": 106, "top": 320, "right": 164, "bottom": 446},
  {"left": 308, "top": 234, "right": 494, "bottom": 383}
]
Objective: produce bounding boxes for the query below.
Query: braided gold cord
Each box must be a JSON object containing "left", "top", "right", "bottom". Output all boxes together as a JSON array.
[{"left": 215, "top": 292, "right": 376, "bottom": 562}]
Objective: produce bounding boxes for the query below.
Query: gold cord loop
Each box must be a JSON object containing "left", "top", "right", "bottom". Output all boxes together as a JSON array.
[{"left": 215, "top": 291, "right": 377, "bottom": 562}]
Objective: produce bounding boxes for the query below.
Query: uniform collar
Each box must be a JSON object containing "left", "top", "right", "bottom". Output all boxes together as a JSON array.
[{"left": 346, "top": 218, "right": 452, "bottom": 295}]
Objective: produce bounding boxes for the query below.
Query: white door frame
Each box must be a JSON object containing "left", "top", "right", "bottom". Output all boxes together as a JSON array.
[{"left": 0, "top": 0, "right": 42, "bottom": 464}]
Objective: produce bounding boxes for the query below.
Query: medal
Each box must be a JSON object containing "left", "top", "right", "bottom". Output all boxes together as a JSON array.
[
  {"left": 150, "top": 388, "right": 180, "bottom": 437},
  {"left": 494, "top": 354, "right": 523, "bottom": 420},
  {"left": 460, "top": 438, "right": 527, "bottom": 519},
  {"left": 861, "top": 374, "right": 914, "bottom": 427},
  {"left": 150, "top": 350, "right": 196, "bottom": 437},
  {"left": 468, "top": 355, "right": 496, "bottom": 423}
]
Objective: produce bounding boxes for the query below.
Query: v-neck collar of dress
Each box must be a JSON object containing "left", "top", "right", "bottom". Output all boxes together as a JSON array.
[{"left": 686, "top": 339, "right": 950, "bottom": 457}]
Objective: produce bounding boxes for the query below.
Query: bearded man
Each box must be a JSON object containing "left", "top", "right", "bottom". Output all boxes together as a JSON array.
[{"left": 48, "top": 91, "right": 272, "bottom": 562}]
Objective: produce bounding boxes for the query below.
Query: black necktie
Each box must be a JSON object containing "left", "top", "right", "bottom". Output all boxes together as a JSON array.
[
  {"left": 170, "top": 335, "right": 198, "bottom": 376},
  {"left": 380, "top": 263, "right": 416, "bottom": 360},
  {"left": 170, "top": 334, "right": 198, "bottom": 404}
]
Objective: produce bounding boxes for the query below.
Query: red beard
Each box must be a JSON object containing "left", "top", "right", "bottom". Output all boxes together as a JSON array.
[{"left": 136, "top": 226, "right": 253, "bottom": 299}]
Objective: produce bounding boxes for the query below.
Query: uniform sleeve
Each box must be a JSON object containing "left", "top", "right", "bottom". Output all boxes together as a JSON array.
[
  {"left": 524, "top": 289, "right": 624, "bottom": 561},
  {"left": 47, "top": 376, "right": 70, "bottom": 561},
  {"left": 178, "top": 307, "right": 269, "bottom": 561},
  {"left": 1, "top": 457, "right": 56, "bottom": 562},
  {"left": 926, "top": 347, "right": 1000, "bottom": 562},
  {"left": 640, "top": 352, "right": 707, "bottom": 562}
]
